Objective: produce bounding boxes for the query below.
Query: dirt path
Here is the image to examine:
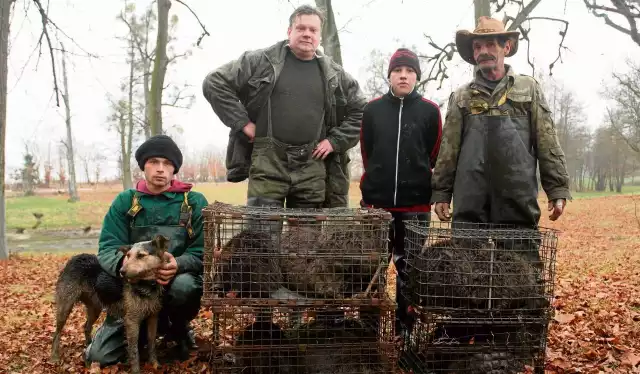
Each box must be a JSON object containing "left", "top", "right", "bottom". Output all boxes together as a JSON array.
[{"left": 6, "top": 229, "right": 99, "bottom": 253}]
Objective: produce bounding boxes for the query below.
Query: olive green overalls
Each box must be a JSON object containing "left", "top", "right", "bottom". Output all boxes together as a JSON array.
[{"left": 246, "top": 93, "right": 327, "bottom": 210}]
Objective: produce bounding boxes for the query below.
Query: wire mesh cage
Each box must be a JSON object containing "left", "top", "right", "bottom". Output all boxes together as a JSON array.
[
  {"left": 398, "top": 315, "right": 548, "bottom": 373},
  {"left": 202, "top": 201, "right": 394, "bottom": 307},
  {"left": 402, "top": 220, "right": 558, "bottom": 319},
  {"left": 206, "top": 303, "right": 398, "bottom": 373}
]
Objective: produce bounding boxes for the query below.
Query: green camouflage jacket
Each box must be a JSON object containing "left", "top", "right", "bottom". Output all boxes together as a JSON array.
[
  {"left": 431, "top": 66, "right": 572, "bottom": 204},
  {"left": 202, "top": 40, "right": 367, "bottom": 208}
]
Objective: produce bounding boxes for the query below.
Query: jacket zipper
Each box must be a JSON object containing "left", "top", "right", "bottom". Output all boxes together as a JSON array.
[{"left": 393, "top": 98, "right": 403, "bottom": 206}]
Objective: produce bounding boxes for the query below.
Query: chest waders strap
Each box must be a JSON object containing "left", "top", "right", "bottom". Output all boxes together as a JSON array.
[
  {"left": 126, "top": 191, "right": 195, "bottom": 239},
  {"left": 180, "top": 192, "right": 195, "bottom": 239},
  {"left": 127, "top": 193, "right": 143, "bottom": 228},
  {"left": 468, "top": 85, "right": 513, "bottom": 116}
]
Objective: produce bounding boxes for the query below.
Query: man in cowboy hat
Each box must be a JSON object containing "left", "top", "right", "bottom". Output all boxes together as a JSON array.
[{"left": 431, "top": 16, "right": 571, "bottom": 235}]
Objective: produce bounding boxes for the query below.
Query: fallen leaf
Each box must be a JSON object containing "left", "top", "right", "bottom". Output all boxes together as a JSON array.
[
  {"left": 554, "top": 313, "right": 575, "bottom": 324},
  {"left": 550, "top": 357, "right": 572, "bottom": 369},
  {"left": 622, "top": 352, "right": 640, "bottom": 367},
  {"left": 88, "top": 362, "right": 101, "bottom": 374}
]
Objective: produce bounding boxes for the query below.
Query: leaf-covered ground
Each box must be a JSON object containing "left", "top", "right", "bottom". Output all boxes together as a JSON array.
[
  {"left": 540, "top": 195, "right": 640, "bottom": 373},
  {"left": 1, "top": 194, "right": 638, "bottom": 373}
]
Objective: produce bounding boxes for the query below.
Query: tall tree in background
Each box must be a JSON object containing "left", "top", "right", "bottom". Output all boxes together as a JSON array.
[
  {"left": 21, "top": 152, "right": 38, "bottom": 196},
  {"left": 314, "top": 0, "right": 342, "bottom": 65},
  {"left": 148, "top": 0, "right": 209, "bottom": 136},
  {"left": 119, "top": 3, "right": 156, "bottom": 139},
  {"left": 0, "top": 0, "right": 84, "bottom": 259},
  {"left": 119, "top": 2, "right": 199, "bottom": 139},
  {"left": 605, "top": 60, "right": 640, "bottom": 154},
  {"left": 0, "top": 0, "right": 13, "bottom": 260},
  {"left": 109, "top": 99, "right": 134, "bottom": 190},
  {"left": 60, "top": 43, "right": 79, "bottom": 202},
  {"left": 149, "top": 0, "right": 170, "bottom": 136},
  {"left": 108, "top": 20, "right": 137, "bottom": 191}
]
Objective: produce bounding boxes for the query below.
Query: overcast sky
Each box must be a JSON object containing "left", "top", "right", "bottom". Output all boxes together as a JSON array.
[{"left": 5, "top": 0, "right": 639, "bottom": 181}]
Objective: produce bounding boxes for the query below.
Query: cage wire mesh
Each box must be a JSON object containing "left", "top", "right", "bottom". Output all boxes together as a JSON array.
[
  {"left": 201, "top": 201, "right": 399, "bottom": 373},
  {"left": 397, "top": 315, "right": 549, "bottom": 373},
  {"left": 403, "top": 220, "right": 557, "bottom": 317},
  {"left": 397, "top": 220, "right": 558, "bottom": 373},
  {"left": 202, "top": 201, "right": 394, "bottom": 306},
  {"left": 206, "top": 301, "right": 398, "bottom": 373}
]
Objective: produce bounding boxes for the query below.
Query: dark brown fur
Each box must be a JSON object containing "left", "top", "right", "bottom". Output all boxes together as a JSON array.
[{"left": 51, "top": 235, "right": 169, "bottom": 374}]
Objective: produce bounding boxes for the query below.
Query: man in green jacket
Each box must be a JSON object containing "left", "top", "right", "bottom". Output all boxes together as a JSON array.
[
  {"left": 85, "top": 135, "right": 208, "bottom": 366},
  {"left": 202, "top": 4, "right": 366, "bottom": 209}
]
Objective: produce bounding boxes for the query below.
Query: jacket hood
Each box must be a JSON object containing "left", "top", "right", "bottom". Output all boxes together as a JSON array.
[{"left": 135, "top": 179, "right": 193, "bottom": 195}]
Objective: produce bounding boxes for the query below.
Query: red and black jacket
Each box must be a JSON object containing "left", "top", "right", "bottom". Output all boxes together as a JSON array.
[{"left": 359, "top": 88, "right": 442, "bottom": 212}]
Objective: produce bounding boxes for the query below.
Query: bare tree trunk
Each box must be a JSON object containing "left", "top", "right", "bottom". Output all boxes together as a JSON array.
[
  {"left": 315, "top": 0, "right": 342, "bottom": 65},
  {"left": 143, "top": 59, "right": 151, "bottom": 139},
  {"left": 118, "top": 36, "right": 136, "bottom": 191},
  {"left": 120, "top": 126, "right": 132, "bottom": 189},
  {"left": 127, "top": 37, "right": 135, "bottom": 185},
  {"left": 143, "top": 13, "right": 152, "bottom": 139},
  {"left": 60, "top": 43, "right": 79, "bottom": 202},
  {"left": 474, "top": 0, "right": 491, "bottom": 22},
  {"left": 0, "top": 0, "right": 12, "bottom": 260},
  {"left": 149, "top": 0, "right": 170, "bottom": 136},
  {"left": 82, "top": 156, "right": 91, "bottom": 185}
]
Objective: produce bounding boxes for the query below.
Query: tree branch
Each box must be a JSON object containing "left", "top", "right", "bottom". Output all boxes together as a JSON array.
[
  {"left": 162, "top": 84, "right": 194, "bottom": 109},
  {"left": 30, "top": 0, "right": 98, "bottom": 107},
  {"left": 505, "top": 15, "right": 570, "bottom": 76},
  {"left": 166, "top": 51, "right": 189, "bottom": 65},
  {"left": 118, "top": 11, "right": 152, "bottom": 61},
  {"left": 583, "top": 0, "right": 640, "bottom": 47},
  {"left": 606, "top": 106, "right": 640, "bottom": 153},
  {"left": 416, "top": 35, "right": 456, "bottom": 91},
  {"left": 32, "top": 0, "right": 59, "bottom": 106},
  {"left": 32, "top": 0, "right": 98, "bottom": 58},
  {"left": 613, "top": 72, "right": 640, "bottom": 98},
  {"left": 498, "top": 0, "right": 544, "bottom": 31},
  {"left": 173, "top": 0, "right": 210, "bottom": 46}
]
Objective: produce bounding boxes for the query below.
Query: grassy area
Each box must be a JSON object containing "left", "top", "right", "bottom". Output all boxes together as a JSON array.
[
  {"left": 570, "top": 184, "right": 640, "bottom": 199},
  {"left": 5, "top": 181, "right": 638, "bottom": 231},
  {"left": 5, "top": 196, "right": 109, "bottom": 230}
]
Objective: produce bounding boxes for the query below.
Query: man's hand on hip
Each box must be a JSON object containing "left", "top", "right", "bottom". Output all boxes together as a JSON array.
[
  {"left": 312, "top": 139, "right": 334, "bottom": 160},
  {"left": 156, "top": 252, "right": 178, "bottom": 286},
  {"left": 548, "top": 199, "right": 566, "bottom": 221},
  {"left": 434, "top": 202, "right": 451, "bottom": 221},
  {"left": 242, "top": 122, "right": 256, "bottom": 143}
]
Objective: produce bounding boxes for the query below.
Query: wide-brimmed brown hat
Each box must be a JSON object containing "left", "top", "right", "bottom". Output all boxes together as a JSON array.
[{"left": 455, "top": 16, "right": 520, "bottom": 65}]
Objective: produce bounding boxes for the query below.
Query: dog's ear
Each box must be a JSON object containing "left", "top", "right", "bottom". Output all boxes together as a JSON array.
[
  {"left": 152, "top": 235, "right": 170, "bottom": 252},
  {"left": 118, "top": 245, "right": 132, "bottom": 255}
]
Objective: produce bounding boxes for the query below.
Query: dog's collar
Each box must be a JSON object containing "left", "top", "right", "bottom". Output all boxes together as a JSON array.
[{"left": 127, "top": 279, "right": 161, "bottom": 297}]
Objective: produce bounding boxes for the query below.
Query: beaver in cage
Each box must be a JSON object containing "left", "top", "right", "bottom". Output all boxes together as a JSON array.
[
  {"left": 405, "top": 238, "right": 479, "bottom": 309},
  {"left": 407, "top": 238, "right": 546, "bottom": 313},
  {"left": 321, "top": 228, "right": 385, "bottom": 298},
  {"left": 280, "top": 226, "right": 348, "bottom": 299},
  {"left": 470, "top": 248, "right": 547, "bottom": 313},
  {"left": 215, "top": 229, "right": 283, "bottom": 299},
  {"left": 293, "top": 317, "right": 384, "bottom": 373},
  {"left": 446, "top": 351, "right": 533, "bottom": 374},
  {"left": 417, "top": 322, "right": 541, "bottom": 373},
  {"left": 226, "top": 315, "right": 299, "bottom": 374}
]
